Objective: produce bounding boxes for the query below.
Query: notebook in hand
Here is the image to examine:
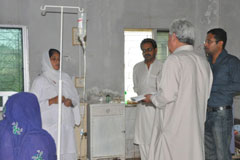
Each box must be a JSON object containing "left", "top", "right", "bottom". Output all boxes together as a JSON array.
[
  {"left": 131, "top": 92, "right": 157, "bottom": 102},
  {"left": 131, "top": 95, "right": 145, "bottom": 102}
]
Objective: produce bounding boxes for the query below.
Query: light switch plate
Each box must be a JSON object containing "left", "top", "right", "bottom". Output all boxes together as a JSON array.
[{"left": 75, "top": 77, "right": 84, "bottom": 88}]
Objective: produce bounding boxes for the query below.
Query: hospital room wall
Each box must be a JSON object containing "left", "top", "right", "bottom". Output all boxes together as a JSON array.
[
  {"left": 0, "top": 0, "right": 196, "bottom": 93},
  {"left": 0, "top": 0, "right": 240, "bottom": 118}
]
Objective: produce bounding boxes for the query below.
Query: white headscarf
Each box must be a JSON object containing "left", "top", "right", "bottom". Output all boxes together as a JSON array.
[{"left": 41, "top": 51, "right": 79, "bottom": 106}]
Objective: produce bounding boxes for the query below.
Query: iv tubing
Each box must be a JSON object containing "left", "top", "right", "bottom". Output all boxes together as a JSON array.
[{"left": 83, "top": 49, "right": 86, "bottom": 99}]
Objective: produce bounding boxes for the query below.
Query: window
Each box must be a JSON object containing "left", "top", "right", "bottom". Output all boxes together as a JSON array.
[
  {"left": 124, "top": 29, "right": 168, "bottom": 104},
  {"left": 156, "top": 30, "right": 169, "bottom": 62},
  {"left": 0, "top": 25, "right": 29, "bottom": 107}
]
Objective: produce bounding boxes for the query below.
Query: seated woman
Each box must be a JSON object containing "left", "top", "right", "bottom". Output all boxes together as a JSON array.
[
  {"left": 31, "top": 49, "right": 81, "bottom": 160},
  {"left": 0, "top": 92, "right": 56, "bottom": 160}
]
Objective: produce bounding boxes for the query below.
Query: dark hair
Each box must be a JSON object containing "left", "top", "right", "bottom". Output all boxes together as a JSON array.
[
  {"left": 48, "top": 48, "right": 60, "bottom": 58},
  {"left": 140, "top": 38, "right": 157, "bottom": 49},
  {"left": 207, "top": 28, "right": 227, "bottom": 49}
]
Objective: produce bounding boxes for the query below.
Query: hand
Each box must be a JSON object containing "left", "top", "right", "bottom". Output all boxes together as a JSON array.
[
  {"left": 142, "top": 94, "right": 152, "bottom": 103},
  {"left": 64, "top": 98, "right": 73, "bottom": 107},
  {"left": 49, "top": 96, "right": 66, "bottom": 105}
]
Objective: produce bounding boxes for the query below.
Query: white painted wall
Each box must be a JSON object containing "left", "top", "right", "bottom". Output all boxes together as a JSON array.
[
  {"left": 0, "top": 0, "right": 239, "bottom": 99},
  {"left": 1, "top": 0, "right": 240, "bottom": 158},
  {"left": 0, "top": 0, "right": 198, "bottom": 95}
]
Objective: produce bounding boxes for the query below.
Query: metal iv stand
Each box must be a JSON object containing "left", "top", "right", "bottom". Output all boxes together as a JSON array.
[{"left": 40, "top": 5, "right": 84, "bottom": 160}]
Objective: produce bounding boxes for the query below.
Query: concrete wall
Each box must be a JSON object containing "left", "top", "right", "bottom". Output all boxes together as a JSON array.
[
  {"left": 0, "top": 0, "right": 200, "bottom": 97},
  {"left": 1, "top": 0, "right": 240, "bottom": 158},
  {"left": 86, "top": 0, "right": 197, "bottom": 94},
  {"left": 219, "top": 0, "right": 240, "bottom": 58},
  {"left": 1, "top": 0, "right": 240, "bottom": 97}
]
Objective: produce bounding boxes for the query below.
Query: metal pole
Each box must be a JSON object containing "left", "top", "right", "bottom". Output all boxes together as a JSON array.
[
  {"left": 56, "top": 6, "right": 63, "bottom": 160},
  {"left": 40, "top": 5, "right": 84, "bottom": 160}
]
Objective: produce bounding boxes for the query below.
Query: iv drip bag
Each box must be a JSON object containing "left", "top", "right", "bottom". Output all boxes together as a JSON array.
[{"left": 78, "top": 12, "right": 87, "bottom": 41}]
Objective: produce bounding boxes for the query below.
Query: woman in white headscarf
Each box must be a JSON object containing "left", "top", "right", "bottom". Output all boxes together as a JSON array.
[{"left": 31, "top": 49, "right": 80, "bottom": 160}]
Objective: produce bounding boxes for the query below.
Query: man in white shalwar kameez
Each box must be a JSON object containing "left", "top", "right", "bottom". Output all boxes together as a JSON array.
[
  {"left": 133, "top": 38, "right": 163, "bottom": 160},
  {"left": 144, "top": 19, "right": 213, "bottom": 160}
]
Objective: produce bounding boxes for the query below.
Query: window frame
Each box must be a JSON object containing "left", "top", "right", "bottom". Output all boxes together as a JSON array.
[{"left": 0, "top": 25, "right": 30, "bottom": 91}]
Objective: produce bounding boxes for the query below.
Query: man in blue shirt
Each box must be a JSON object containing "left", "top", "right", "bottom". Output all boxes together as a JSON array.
[{"left": 204, "top": 28, "right": 240, "bottom": 160}]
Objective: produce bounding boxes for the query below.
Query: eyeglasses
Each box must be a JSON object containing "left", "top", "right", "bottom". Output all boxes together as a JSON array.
[
  {"left": 204, "top": 40, "right": 218, "bottom": 44},
  {"left": 142, "top": 48, "right": 153, "bottom": 53}
]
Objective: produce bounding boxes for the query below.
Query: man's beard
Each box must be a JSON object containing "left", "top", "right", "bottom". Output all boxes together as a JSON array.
[
  {"left": 144, "top": 54, "right": 155, "bottom": 62},
  {"left": 144, "top": 54, "right": 151, "bottom": 59}
]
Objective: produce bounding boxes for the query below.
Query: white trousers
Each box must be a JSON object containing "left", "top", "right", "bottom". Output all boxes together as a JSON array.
[{"left": 139, "top": 144, "right": 150, "bottom": 160}]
